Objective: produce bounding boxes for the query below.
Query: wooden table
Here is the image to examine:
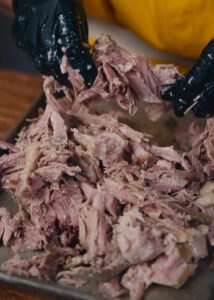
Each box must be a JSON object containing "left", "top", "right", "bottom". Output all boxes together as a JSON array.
[
  {"left": 0, "top": 68, "right": 43, "bottom": 139},
  {"left": 0, "top": 68, "right": 52, "bottom": 299}
]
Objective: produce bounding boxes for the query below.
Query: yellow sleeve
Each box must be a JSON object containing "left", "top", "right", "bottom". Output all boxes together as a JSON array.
[
  {"left": 84, "top": 0, "right": 115, "bottom": 23},
  {"left": 85, "top": 0, "right": 214, "bottom": 60}
]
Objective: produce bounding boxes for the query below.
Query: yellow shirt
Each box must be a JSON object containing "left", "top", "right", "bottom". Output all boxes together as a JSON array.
[{"left": 84, "top": 0, "right": 214, "bottom": 59}]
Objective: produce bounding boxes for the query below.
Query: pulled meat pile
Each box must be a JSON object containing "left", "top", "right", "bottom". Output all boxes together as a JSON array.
[{"left": 0, "top": 35, "right": 213, "bottom": 300}]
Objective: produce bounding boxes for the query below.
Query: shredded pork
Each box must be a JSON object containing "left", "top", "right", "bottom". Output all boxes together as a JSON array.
[{"left": 0, "top": 35, "right": 213, "bottom": 300}]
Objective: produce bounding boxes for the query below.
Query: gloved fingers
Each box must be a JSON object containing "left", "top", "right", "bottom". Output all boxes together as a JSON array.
[
  {"left": 76, "top": 0, "right": 89, "bottom": 43},
  {"left": 192, "top": 80, "right": 214, "bottom": 118},
  {"left": 13, "top": 14, "right": 53, "bottom": 76},
  {"left": 173, "top": 97, "right": 196, "bottom": 118},
  {"left": 12, "top": 0, "right": 30, "bottom": 13},
  {"left": 172, "top": 76, "right": 214, "bottom": 118},
  {"left": 57, "top": 0, "right": 89, "bottom": 43},
  {"left": 33, "top": 35, "right": 73, "bottom": 87},
  {"left": 56, "top": 11, "right": 85, "bottom": 51},
  {"left": 51, "top": 65, "right": 72, "bottom": 88},
  {"left": 176, "top": 39, "right": 214, "bottom": 93},
  {"left": 162, "top": 77, "right": 197, "bottom": 117},
  {"left": 162, "top": 39, "right": 214, "bottom": 103},
  {"left": 12, "top": 5, "right": 43, "bottom": 64},
  {"left": 171, "top": 80, "right": 205, "bottom": 117},
  {"left": 56, "top": 13, "right": 98, "bottom": 87},
  {"left": 38, "top": 53, "right": 72, "bottom": 88},
  {"left": 80, "top": 13, "right": 89, "bottom": 43},
  {"left": 12, "top": 17, "right": 29, "bottom": 52},
  {"left": 162, "top": 79, "right": 183, "bottom": 101},
  {"left": 66, "top": 46, "right": 98, "bottom": 87},
  {"left": 13, "top": 0, "right": 96, "bottom": 87},
  {"left": 36, "top": 45, "right": 72, "bottom": 87}
]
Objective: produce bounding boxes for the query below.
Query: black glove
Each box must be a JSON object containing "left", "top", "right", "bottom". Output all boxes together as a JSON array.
[
  {"left": 162, "top": 39, "right": 214, "bottom": 118},
  {"left": 12, "top": 0, "right": 98, "bottom": 87}
]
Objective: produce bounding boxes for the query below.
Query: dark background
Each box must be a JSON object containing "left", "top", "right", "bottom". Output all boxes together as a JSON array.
[{"left": 0, "top": 12, "right": 37, "bottom": 73}]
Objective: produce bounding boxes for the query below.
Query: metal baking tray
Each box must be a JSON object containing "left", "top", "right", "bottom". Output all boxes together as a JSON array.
[{"left": 0, "top": 93, "right": 214, "bottom": 300}]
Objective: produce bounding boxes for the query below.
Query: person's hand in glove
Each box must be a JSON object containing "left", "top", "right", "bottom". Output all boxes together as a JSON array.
[
  {"left": 12, "top": 0, "right": 98, "bottom": 87},
  {"left": 162, "top": 39, "right": 214, "bottom": 118}
]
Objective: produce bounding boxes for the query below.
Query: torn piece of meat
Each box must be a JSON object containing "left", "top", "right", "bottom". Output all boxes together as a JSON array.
[
  {"left": 73, "top": 129, "right": 127, "bottom": 170},
  {"left": 2, "top": 246, "right": 76, "bottom": 281},
  {"left": 152, "top": 64, "right": 181, "bottom": 85},
  {"left": 0, "top": 34, "right": 214, "bottom": 300},
  {"left": 57, "top": 275, "right": 87, "bottom": 288},
  {"left": 0, "top": 208, "right": 13, "bottom": 245},
  {"left": 195, "top": 181, "right": 214, "bottom": 245},
  {"left": 99, "top": 278, "right": 127, "bottom": 299},
  {"left": 0, "top": 141, "right": 16, "bottom": 153},
  {"left": 150, "top": 145, "right": 190, "bottom": 170},
  {"left": 121, "top": 244, "right": 197, "bottom": 300},
  {"left": 188, "top": 117, "right": 214, "bottom": 181},
  {"left": 0, "top": 208, "right": 47, "bottom": 252},
  {"left": 116, "top": 208, "right": 164, "bottom": 264},
  {"left": 61, "top": 34, "right": 181, "bottom": 119},
  {"left": 78, "top": 189, "right": 109, "bottom": 258},
  {"left": 142, "top": 168, "right": 190, "bottom": 193}
]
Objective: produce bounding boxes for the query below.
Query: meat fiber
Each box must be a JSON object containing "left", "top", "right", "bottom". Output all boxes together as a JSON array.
[
  {"left": 61, "top": 34, "right": 180, "bottom": 118},
  {"left": 0, "top": 35, "right": 213, "bottom": 300}
]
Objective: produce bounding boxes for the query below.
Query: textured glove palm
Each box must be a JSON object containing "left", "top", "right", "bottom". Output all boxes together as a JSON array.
[{"left": 12, "top": 0, "right": 98, "bottom": 87}]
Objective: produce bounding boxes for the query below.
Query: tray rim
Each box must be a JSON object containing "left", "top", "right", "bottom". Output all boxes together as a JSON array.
[{"left": 0, "top": 271, "right": 101, "bottom": 300}]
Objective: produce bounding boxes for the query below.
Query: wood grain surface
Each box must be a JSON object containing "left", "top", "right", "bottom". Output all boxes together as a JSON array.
[
  {"left": 0, "top": 68, "right": 52, "bottom": 300},
  {"left": 0, "top": 68, "right": 43, "bottom": 139}
]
